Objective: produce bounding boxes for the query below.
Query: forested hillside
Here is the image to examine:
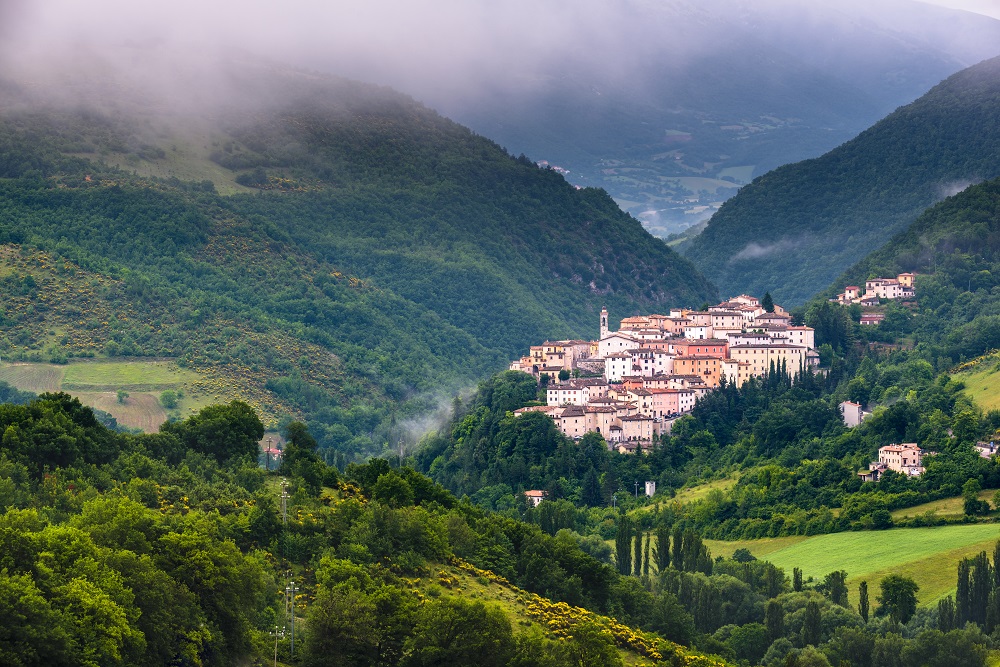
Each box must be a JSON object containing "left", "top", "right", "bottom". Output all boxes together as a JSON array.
[
  {"left": 682, "top": 55, "right": 1000, "bottom": 305},
  {"left": 0, "top": 391, "right": 732, "bottom": 667},
  {"left": 826, "top": 176, "right": 1000, "bottom": 361},
  {"left": 0, "top": 52, "right": 716, "bottom": 458}
]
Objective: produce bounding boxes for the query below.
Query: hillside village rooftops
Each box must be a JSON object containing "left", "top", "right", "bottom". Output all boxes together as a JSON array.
[{"left": 729, "top": 343, "right": 807, "bottom": 349}]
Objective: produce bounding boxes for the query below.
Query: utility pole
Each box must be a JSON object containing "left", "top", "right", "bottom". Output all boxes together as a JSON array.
[
  {"left": 280, "top": 479, "right": 289, "bottom": 525},
  {"left": 266, "top": 437, "right": 273, "bottom": 471},
  {"left": 286, "top": 580, "right": 300, "bottom": 657},
  {"left": 612, "top": 493, "right": 617, "bottom": 509},
  {"left": 270, "top": 625, "right": 284, "bottom": 667},
  {"left": 634, "top": 481, "right": 640, "bottom": 498}
]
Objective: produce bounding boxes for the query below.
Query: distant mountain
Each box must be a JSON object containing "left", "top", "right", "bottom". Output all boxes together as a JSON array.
[
  {"left": 681, "top": 54, "right": 1000, "bottom": 306},
  {"left": 0, "top": 49, "right": 717, "bottom": 457},
  {"left": 332, "top": 0, "right": 1000, "bottom": 235}
]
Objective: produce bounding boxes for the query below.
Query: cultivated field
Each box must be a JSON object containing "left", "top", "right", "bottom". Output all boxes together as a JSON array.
[
  {"left": 0, "top": 359, "right": 215, "bottom": 431},
  {"left": 707, "top": 524, "right": 1000, "bottom": 605}
]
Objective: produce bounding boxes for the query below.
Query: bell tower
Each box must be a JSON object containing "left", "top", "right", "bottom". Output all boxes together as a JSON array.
[{"left": 600, "top": 306, "right": 609, "bottom": 339}]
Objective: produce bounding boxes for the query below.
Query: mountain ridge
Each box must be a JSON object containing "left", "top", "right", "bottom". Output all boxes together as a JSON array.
[
  {"left": 681, "top": 54, "right": 1000, "bottom": 305},
  {"left": 0, "top": 49, "right": 717, "bottom": 456}
]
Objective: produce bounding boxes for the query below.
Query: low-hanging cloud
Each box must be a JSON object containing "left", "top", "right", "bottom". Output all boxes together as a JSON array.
[
  {"left": 731, "top": 238, "right": 805, "bottom": 262},
  {"left": 3, "top": 0, "right": 999, "bottom": 118}
]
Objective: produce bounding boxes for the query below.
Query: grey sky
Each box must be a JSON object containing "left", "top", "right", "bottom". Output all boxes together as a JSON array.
[
  {"left": 5, "top": 1, "right": 998, "bottom": 87},
  {"left": 921, "top": 0, "right": 1000, "bottom": 19}
]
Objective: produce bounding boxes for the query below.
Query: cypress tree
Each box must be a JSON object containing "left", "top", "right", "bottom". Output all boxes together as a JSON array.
[
  {"left": 765, "top": 600, "right": 784, "bottom": 642},
  {"left": 682, "top": 529, "right": 702, "bottom": 572},
  {"left": 938, "top": 595, "right": 956, "bottom": 632},
  {"left": 643, "top": 533, "right": 651, "bottom": 578},
  {"left": 987, "top": 591, "right": 1000, "bottom": 634},
  {"left": 672, "top": 525, "right": 684, "bottom": 572},
  {"left": 793, "top": 567, "right": 803, "bottom": 592},
  {"left": 858, "top": 581, "right": 869, "bottom": 623},
  {"left": 615, "top": 514, "right": 633, "bottom": 576},
  {"left": 993, "top": 540, "right": 1000, "bottom": 591},
  {"left": 802, "top": 600, "right": 822, "bottom": 646},
  {"left": 957, "top": 558, "right": 972, "bottom": 626},
  {"left": 762, "top": 291, "right": 775, "bottom": 313},
  {"left": 634, "top": 531, "right": 643, "bottom": 577},
  {"left": 654, "top": 523, "right": 671, "bottom": 573},
  {"left": 971, "top": 551, "right": 991, "bottom": 626},
  {"left": 825, "top": 570, "right": 849, "bottom": 607},
  {"left": 581, "top": 467, "right": 602, "bottom": 507}
]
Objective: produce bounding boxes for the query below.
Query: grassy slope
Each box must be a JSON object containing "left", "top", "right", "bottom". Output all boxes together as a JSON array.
[
  {"left": 707, "top": 525, "right": 1000, "bottom": 605},
  {"left": 889, "top": 491, "right": 995, "bottom": 521},
  {"left": 954, "top": 352, "right": 1000, "bottom": 413}
]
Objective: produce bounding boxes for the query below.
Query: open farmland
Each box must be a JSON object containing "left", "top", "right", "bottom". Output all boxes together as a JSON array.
[
  {"left": 707, "top": 524, "right": 1000, "bottom": 605},
  {"left": 0, "top": 359, "right": 220, "bottom": 431}
]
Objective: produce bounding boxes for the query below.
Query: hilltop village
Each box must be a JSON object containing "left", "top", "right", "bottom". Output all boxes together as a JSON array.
[
  {"left": 509, "top": 294, "right": 817, "bottom": 453},
  {"left": 834, "top": 273, "right": 917, "bottom": 326}
]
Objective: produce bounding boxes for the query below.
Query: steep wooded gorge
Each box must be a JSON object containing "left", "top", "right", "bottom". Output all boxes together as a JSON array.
[
  {"left": 0, "top": 50, "right": 716, "bottom": 456},
  {"left": 682, "top": 55, "right": 1000, "bottom": 305}
]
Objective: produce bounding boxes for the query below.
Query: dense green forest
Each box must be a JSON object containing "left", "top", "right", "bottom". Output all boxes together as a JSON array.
[
  {"left": 2, "top": 388, "right": 994, "bottom": 666},
  {"left": 681, "top": 54, "right": 1000, "bottom": 304},
  {"left": 0, "top": 389, "right": 747, "bottom": 666},
  {"left": 825, "top": 175, "right": 1000, "bottom": 362},
  {"left": 0, "top": 57, "right": 716, "bottom": 459}
]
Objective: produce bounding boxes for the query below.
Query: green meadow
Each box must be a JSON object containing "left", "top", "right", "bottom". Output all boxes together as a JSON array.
[{"left": 706, "top": 524, "right": 1000, "bottom": 605}]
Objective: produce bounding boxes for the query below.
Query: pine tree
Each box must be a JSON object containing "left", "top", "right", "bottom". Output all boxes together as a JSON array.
[
  {"left": 615, "top": 514, "right": 633, "bottom": 576},
  {"left": 858, "top": 581, "right": 869, "bottom": 623}
]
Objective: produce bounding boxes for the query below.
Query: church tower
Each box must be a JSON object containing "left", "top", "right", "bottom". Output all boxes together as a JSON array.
[{"left": 600, "top": 306, "right": 609, "bottom": 339}]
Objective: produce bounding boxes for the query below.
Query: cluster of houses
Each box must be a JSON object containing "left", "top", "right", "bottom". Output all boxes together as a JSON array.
[
  {"left": 509, "top": 295, "right": 818, "bottom": 453},
  {"left": 857, "top": 443, "right": 931, "bottom": 481},
  {"left": 834, "top": 274, "right": 916, "bottom": 326}
]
